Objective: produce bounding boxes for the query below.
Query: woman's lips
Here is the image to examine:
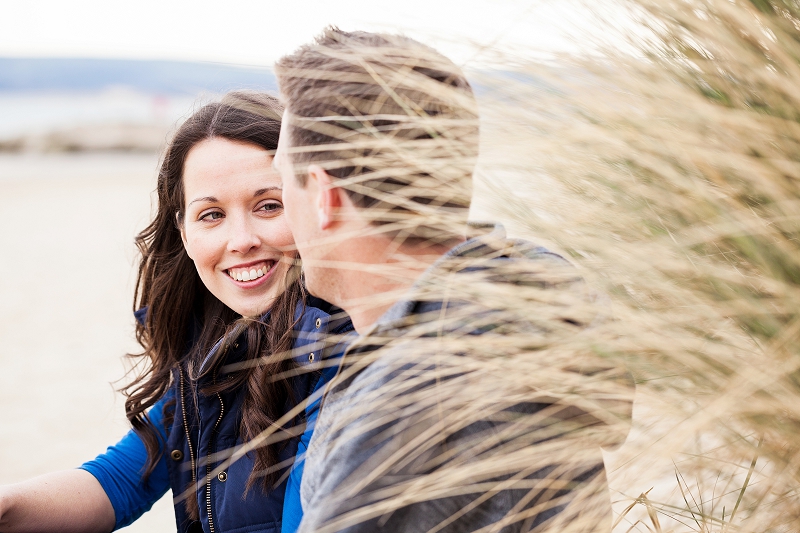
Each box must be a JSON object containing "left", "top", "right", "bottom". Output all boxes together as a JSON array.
[{"left": 226, "top": 260, "right": 276, "bottom": 282}]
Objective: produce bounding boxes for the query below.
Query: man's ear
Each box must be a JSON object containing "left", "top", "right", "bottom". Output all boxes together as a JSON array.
[{"left": 307, "top": 164, "right": 345, "bottom": 231}]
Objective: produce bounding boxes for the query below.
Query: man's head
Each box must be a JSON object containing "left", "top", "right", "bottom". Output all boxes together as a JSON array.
[{"left": 274, "top": 27, "right": 479, "bottom": 308}]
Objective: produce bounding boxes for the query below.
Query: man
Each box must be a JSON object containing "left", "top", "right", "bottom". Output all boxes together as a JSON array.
[{"left": 273, "top": 27, "right": 632, "bottom": 532}]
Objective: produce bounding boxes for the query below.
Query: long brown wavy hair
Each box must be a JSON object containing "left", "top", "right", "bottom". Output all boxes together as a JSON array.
[{"left": 122, "top": 91, "right": 302, "bottom": 497}]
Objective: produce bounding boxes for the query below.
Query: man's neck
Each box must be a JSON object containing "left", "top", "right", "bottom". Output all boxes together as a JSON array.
[{"left": 336, "top": 236, "right": 464, "bottom": 334}]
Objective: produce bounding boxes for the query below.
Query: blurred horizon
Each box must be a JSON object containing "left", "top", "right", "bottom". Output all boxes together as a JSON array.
[
  {"left": 0, "top": 56, "right": 276, "bottom": 94},
  {"left": 0, "top": 56, "right": 278, "bottom": 151}
]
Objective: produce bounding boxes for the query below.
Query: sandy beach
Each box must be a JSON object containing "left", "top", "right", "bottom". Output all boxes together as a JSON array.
[{"left": 0, "top": 152, "right": 174, "bottom": 531}]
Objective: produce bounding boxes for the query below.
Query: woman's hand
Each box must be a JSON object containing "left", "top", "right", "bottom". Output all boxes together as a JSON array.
[{"left": 0, "top": 470, "right": 115, "bottom": 533}]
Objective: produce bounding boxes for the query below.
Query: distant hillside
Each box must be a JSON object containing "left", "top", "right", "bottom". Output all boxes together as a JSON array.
[{"left": 0, "top": 57, "right": 276, "bottom": 94}]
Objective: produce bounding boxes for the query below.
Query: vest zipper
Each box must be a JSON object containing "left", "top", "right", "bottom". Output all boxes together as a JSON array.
[
  {"left": 206, "top": 388, "right": 225, "bottom": 533},
  {"left": 178, "top": 371, "right": 197, "bottom": 493}
]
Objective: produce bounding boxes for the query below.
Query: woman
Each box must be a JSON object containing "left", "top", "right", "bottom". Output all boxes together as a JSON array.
[{"left": 0, "top": 92, "right": 351, "bottom": 533}]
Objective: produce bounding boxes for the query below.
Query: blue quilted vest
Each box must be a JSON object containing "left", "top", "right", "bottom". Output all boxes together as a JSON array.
[{"left": 161, "top": 300, "right": 352, "bottom": 533}]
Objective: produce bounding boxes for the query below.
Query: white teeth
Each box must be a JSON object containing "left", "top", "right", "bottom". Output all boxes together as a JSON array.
[{"left": 228, "top": 264, "right": 270, "bottom": 282}]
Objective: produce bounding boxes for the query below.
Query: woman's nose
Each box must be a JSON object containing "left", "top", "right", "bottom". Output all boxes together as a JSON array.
[{"left": 226, "top": 216, "right": 261, "bottom": 254}]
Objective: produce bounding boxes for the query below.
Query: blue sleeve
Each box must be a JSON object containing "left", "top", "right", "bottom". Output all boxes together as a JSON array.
[
  {"left": 281, "top": 348, "right": 348, "bottom": 533},
  {"left": 79, "top": 392, "right": 172, "bottom": 531}
]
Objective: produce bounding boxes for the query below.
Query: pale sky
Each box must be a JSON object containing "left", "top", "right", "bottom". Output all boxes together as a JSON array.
[{"left": 0, "top": 0, "right": 636, "bottom": 67}]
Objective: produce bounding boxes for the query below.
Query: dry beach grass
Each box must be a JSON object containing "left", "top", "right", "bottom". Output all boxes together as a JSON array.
[{"left": 467, "top": 0, "right": 800, "bottom": 530}]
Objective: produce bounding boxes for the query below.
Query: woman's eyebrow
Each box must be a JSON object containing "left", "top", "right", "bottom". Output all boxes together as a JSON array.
[
  {"left": 254, "top": 187, "right": 282, "bottom": 197},
  {"left": 187, "top": 188, "right": 280, "bottom": 206},
  {"left": 188, "top": 196, "right": 217, "bottom": 206}
]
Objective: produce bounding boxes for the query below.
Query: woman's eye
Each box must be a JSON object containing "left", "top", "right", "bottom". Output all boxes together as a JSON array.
[
  {"left": 199, "top": 211, "right": 224, "bottom": 221},
  {"left": 258, "top": 201, "right": 283, "bottom": 213}
]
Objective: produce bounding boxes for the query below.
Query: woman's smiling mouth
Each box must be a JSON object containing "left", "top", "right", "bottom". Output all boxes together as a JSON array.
[{"left": 227, "top": 260, "right": 276, "bottom": 282}]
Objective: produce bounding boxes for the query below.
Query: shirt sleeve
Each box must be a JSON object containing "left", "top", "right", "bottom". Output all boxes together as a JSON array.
[
  {"left": 282, "top": 340, "right": 349, "bottom": 533},
  {"left": 79, "top": 392, "right": 173, "bottom": 530}
]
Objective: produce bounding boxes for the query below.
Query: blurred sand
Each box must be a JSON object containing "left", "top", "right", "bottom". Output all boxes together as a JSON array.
[
  {"left": 0, "top": 153, "right": 175, "bottom": 531},
  {"left": 0, "top": 123, "right": 169, "bottom": 153}
]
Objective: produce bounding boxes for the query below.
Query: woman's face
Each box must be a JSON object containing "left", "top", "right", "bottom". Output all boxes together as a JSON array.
[{"left": 180, "top": 137, "right": 295, "bottom": 317}]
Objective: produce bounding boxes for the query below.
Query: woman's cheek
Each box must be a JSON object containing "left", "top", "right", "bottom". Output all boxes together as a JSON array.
[
  {"left": 274, "top": 220, "right": 296, "bottom": 250},
  {"left": 185, "top": 231, "right": 223, "bottom": 274}
]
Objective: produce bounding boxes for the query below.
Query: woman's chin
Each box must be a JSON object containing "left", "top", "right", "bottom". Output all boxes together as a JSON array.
[
  {"left": 227, "top": 289, "right": 286, "bottom": 318},
  {"left": 232, "top": 302, "right": 273, "bottom": 319}
]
